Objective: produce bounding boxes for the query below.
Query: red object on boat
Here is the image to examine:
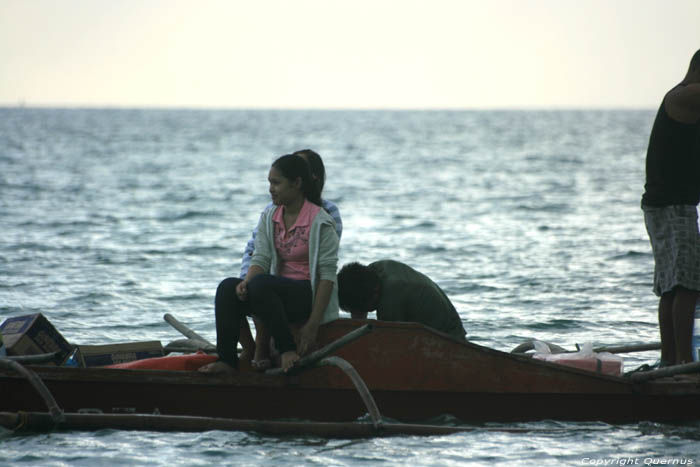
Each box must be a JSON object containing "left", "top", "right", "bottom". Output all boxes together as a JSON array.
[
  {"left": 534, "top": 354, "right": 622, "bottom": 376},
  {"left": 105, "top": 352, "right": 217, "bottom": 371},
  {"left": 532, "top": 353, "right": 623, "bottom": 376}
]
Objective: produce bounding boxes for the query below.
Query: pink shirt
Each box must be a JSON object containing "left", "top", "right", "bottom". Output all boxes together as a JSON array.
[{"left": 272, "top": 199, "right": 321, "bottom": 281}]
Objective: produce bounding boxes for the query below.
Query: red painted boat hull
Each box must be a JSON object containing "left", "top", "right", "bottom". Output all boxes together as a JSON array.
[{"left": 2, "top": 320, "right": 700, "bottom": 423}]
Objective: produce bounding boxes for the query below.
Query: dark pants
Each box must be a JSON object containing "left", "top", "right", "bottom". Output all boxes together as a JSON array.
[{"left": 214, "top": 274, "right": 312, "bottom": 367}]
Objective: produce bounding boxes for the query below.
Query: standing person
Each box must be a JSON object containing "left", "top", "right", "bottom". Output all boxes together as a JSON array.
[
  {"left": 237, "top": 150, "right": 342, "bottom": 370},
  {"left": 200, "top": 154, "right": 340, "bottom": 374},
  {"left": 641, "top": 49, "right": 700, "bottom": 366},
  {"left": 337, "top": 260, "right": 467, "bottom": 340}
]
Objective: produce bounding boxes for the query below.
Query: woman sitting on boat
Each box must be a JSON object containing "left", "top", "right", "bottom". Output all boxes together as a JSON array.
[
  {"left": 238, "top": 149, "right": 342, "bottom": 370},
  {"left": 200, "top": 154, "right": 340, "bottom": 374}
]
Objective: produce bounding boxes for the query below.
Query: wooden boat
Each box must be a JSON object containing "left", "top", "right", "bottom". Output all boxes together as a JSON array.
[{"left": 2, "top": 319, "right": 700, "bottom": 431}]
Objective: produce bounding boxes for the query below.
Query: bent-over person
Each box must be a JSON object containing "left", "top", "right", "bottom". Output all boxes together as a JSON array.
[{"left": 337, "top": 260, "right": 467, "bottom": 339}]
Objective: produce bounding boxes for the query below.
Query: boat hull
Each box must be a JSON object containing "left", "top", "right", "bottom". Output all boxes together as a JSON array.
[{"left": 2, "top": 320, "right": 700, "bottom": 423}]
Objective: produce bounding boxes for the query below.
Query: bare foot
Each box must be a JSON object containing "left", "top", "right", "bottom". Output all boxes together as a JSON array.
[
  {"left": 251, "top": 358, "right": 271, "bottom": 372},
  {"left": 281, "top": 351, "right": 300, "bottom": 373},
  {"left": 239, "top": 348, "right": 254, "bottom": 364},
  {"left": 253, "top": 347, "right": 271, "bottom": 363},
  {"left": 252, "top": 342, "right": 271, "bottom": 371},
  {"left": 198, "top": 361, "right": 237, "bottom": 374}
]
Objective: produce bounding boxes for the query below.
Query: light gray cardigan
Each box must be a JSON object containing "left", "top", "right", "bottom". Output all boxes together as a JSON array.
[{"left": 249, "top": 204, "right": 339, "bottom": 324}]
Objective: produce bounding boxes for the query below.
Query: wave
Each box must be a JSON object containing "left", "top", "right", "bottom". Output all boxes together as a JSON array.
[
  {"left": 15, "top": 219, "right": 106, "bottom": 229},
  {"left": 515, "top": 203, "right": 570, "bottom": 213},
  {"left": 159, "top": 210, "right": 219, "bottom": 222},
  {"left": 607, "top": 250, "right": 651, "bottom": 260},
  {"left": 58, "top": 291, "right": 119, "bottom": 305},
  {"left": 135, "top": 245, "right": 227, "bottom": 257},
  {"left": 159, "top": 293, "right": 208, "bottom": 302},
  {"left": 524, "top": 319, "right": 582, "bottom": 330}
]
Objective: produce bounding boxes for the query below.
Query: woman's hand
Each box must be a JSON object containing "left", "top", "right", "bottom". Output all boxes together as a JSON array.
[
  {"left": 297, "top": 321, "right": 319, "bottom": 356},
  {"left": 235, "top": 280, "right": 248, "bottom": 301},
  {"left": 238, "top": 265, "right": 263, "bottom": 302},
  {"left": 297, "top": 279, "right": 333, "bottom": 355}
]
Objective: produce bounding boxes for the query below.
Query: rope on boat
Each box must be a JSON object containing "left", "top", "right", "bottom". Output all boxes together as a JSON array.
[
  {"left": 510, "top": 340, "right": 569, "bottom": 354},
  {"left": 0, "top": 358, "right": 64, "bottom": 424}
]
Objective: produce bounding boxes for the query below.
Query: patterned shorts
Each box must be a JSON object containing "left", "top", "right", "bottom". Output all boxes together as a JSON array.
[{"left": 643, "top": 205, "right": 700, "bottom": 296}]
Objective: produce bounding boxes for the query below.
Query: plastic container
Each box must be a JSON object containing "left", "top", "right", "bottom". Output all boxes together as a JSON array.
[
  {"left": 63, "top": 348, "right": 81, "bottom": 367},
  {"left": 532, "top": 341, "right": 624, "bottom": 377}
]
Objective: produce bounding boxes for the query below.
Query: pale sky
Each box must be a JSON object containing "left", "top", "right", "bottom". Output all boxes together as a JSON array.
[{"left": 1, "top": 0, "right": 699, "bottom": 109}]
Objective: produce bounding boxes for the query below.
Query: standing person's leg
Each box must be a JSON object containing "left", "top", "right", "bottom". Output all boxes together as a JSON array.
[
  {"left": 646, "top": 205, "right": 700, "bottom": 366},
  {"left": 669, "top": 205, "right": 700, "bottom": 364},
  {"left": 645, "top": 206, "right": 672, "bottom": 365},
  {"left": 672, "top": 286, "right": 698, "bottom": 364},
  {"left": 246, "top": 274, "right": 312, "bottom": 359},
  {"left": 658, "top": 292, "right": 676, "bottom": 365}
]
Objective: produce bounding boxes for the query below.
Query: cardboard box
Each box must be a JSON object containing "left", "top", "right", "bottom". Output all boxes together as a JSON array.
[
  {"left": 0, "top": 313, "right": 72, "bottom": 360},
  {"left": 77, "top": 341, "right": 164, "bottom": 367}
]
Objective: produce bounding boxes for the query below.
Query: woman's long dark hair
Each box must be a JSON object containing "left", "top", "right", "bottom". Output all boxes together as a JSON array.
[
  {"left": 272, "top": 154, "right": 322, "bottom": 206},
  {"left": 293, "top": 149, "right": 325, "bottom": 198}
]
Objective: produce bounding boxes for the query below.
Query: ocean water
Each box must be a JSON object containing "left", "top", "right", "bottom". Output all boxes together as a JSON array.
[{"left": 1, "top": 107, "right": 699, "bottom": 465}]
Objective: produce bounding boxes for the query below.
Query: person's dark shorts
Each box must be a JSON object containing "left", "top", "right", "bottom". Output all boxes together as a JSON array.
[{"left": 643, "top": 205, "right": 700, "bottom": 296}]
